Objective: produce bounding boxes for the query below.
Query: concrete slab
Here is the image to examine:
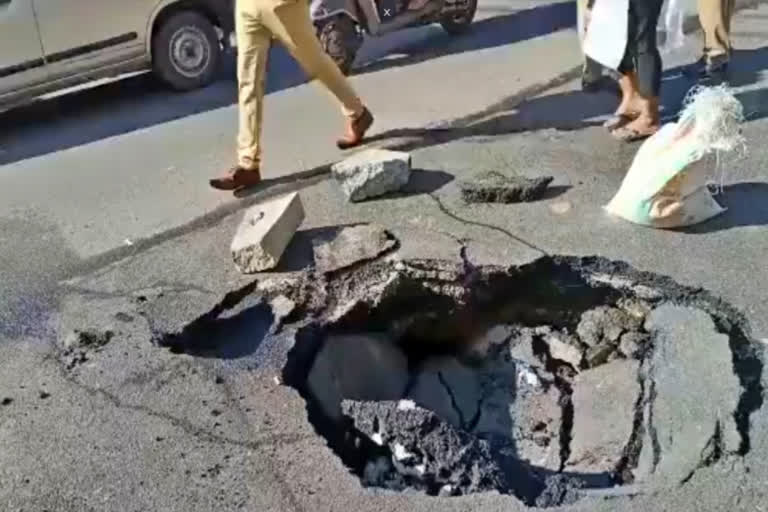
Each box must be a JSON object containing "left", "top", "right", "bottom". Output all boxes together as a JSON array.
[
  {"left": 567, "top": 359, "right": 641, "bottom": 477},
  {"left": 231, "top": 192, "right": 305, "bottom": 273}
]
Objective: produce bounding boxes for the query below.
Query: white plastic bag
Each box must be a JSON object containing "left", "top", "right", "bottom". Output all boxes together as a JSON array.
[
  {"left": 659, "top": 0, "right": 697, "bottom": 51},
  {"left": 605, "top": 86, "right": 745, "bottom": 229},
  {"left": 582, "top": 0, "right": 629, "bottom": 71}
]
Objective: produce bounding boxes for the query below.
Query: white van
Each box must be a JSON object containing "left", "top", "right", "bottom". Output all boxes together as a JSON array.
[{"left": 0, "top": 0, "right": 234, "bottom": 111}]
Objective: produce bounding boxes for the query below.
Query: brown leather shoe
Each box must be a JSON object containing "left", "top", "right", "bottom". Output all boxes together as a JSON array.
[
  {"left": 337, "top": 107, "right": 374, "bottom": 150},
  {"left": 209, "top": 166, "right": 262, "bottom": 191}
]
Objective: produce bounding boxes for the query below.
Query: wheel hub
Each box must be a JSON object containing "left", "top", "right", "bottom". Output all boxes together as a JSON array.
[{"left": 169, "top": 26, "right": 211, "bottom": 78}]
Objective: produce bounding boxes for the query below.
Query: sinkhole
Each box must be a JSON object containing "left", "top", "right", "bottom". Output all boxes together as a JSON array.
[{"left": 280, "top": 256, "right": 763, "bottom": 507}]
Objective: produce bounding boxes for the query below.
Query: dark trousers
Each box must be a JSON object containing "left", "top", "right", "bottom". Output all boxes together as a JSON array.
[{"left": 618, "top": 0, "right": 664, "bottom": 98}]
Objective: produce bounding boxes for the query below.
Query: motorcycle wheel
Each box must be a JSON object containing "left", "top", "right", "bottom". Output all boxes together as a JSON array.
[
  {"left": 440, "top": 0, "right": 477, "bottom": 35},
  {"left": 316, "top": 16, "right": 360, "bottom": 75}
]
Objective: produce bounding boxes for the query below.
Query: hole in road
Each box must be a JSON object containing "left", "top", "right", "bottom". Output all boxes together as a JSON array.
[{"left": 281, "top": 257, "right": 763, "bottom": 507}]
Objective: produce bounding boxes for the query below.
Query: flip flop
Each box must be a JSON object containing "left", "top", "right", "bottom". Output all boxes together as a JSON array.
[
  {"left": 611, "top": 125, "right": 659, "bottom": 143},
  {"left": 603, "top": 113, "right": 638, "bottom": 131}
]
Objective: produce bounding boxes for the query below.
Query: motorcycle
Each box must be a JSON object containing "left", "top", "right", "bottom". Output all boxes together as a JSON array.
[{"left": 310, "top": 0, "right": 478, "bottom": 74}]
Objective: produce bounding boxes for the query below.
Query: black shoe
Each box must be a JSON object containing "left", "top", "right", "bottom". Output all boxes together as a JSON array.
[
  {"left": 703, "top": 53, "right": 729, "bottom": 77},
  {"left": 684, "top": 54, "right": 729, "bottom": 84},
  {"left": 690, "top": 52, "right": 729, "bottom": 78}
]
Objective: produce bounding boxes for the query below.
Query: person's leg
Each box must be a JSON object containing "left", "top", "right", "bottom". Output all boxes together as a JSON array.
[
  {"left": 698, "top": 0, "right": 733, "bottom": 59},
  {"left": 605, "top": 8, "right": 642, "bottom": 130},
  {"left": 264, "top": 0, "right": 373, "bottom": 148},
  {"left": 210, "top": 0, "right": 272, "bottom": 190},
  {"left": 615, "top": 0, "right": 663, "bottom": 140}
]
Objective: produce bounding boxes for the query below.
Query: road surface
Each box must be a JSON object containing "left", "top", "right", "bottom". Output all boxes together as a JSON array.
[{"left": 2, "top": 1, "right": 768, "bottom": 511}]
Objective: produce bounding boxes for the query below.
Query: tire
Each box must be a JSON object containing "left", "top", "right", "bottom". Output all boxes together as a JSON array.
[
  {"left": 152, "top": 11, "right": 222, "bottom": 91},
  {"left": 440, "top": 0, "right": 477, "bottom": 35},
  {"left": 316, "top": 16, "right": 360, "bottom": 76}
]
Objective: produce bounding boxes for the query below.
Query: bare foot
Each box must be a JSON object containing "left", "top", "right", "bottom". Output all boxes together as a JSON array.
[{"left": 611, "top": 116, "right": 660, "bottom": 142}]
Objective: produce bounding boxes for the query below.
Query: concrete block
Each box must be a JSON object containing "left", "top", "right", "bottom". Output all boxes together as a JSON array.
[
  {"left": 567, "top": 359, "right": 641, "bottom": 478},
  {"left": 331, "top": 149, "right": 411, "bottom": 202},
  {"left": 231, "top": 192, "right": 305, "bottom": 273}
]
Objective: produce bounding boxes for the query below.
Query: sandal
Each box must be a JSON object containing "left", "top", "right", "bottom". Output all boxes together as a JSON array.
[
  {"left": 610, "top": 125, "right": 659, "bottom": 142},
  {"left": 603, "top": 112, "right": 639, "bottom": 131}
]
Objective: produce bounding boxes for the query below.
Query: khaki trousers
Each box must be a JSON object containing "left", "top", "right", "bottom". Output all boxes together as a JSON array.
[
  {"left": 698, "top": 0, "right": 734, "bottom": 57},
  {"left": 235, "top": 0, "right": 364, "bottom": 170}
]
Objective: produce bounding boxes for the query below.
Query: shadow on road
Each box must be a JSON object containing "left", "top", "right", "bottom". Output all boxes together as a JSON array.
[
  {"left": 366, "top": 44, "right": 768, "bottom": 155},
  {"left": 681, "top": 182, "right": 768, "bottom": 233},
  {"left": 354, "top": 1, "right": 576, "bottom": 74},
  {"left": 0, "top": 2, "right": 575, "bottom": 167},
  {"left": 386, "top": 168, "right": 456, "bottom": 197},
  {"left": 167, "top": 299, "right": 274, "bottom": 359}
]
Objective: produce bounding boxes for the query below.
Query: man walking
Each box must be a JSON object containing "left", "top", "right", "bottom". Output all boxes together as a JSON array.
[
  {"left": 210, "top": 0, "right": 374, "bottom": 191},
  {"left": 695, "top": 0, "right": 734, "bottom": 77}
]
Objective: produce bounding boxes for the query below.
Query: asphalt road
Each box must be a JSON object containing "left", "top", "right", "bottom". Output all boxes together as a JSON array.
[
  {"left": 0, "top": 0, "right": 578, "bottom": 336},
  {"left": 3, "top": 1, "right": 768, "bottom": 511}
]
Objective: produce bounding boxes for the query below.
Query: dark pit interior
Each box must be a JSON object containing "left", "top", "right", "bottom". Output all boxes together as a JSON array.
[{"left": 281, "top": 257, "right": 763, "bottom": 508}]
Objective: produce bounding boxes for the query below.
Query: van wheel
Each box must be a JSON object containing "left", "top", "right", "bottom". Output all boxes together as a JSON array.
[{"left": 152, "top": 10, "right": 221, "bottom": 91}]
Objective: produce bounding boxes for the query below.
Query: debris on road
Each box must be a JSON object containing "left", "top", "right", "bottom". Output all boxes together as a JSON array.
[
  {"left": 544, "top": 333, "right": 583, "bottom": 368},
  {"left": 60, "top": 328, "right": 115, "bottom": 370},
  {"left": 577, "top": 306, "right": 640, "bottom": 348},
  {"left": 277, "top": 256, "right": 761, "bottom": 506},
  {"left": 62, "top": 328, "right": 115, "bottom": 350},
  {"left": 342, "top": 399, "right": 527, "bottom": 497},
  {"left": 460, "top": 171, "right": 553, "bottom": 204},
  {"left": 231, "top": 192, "right": 305, "bottom": 273},
  {"left": 312, "top": 224, "right": 397, "bottom": 273},
  {"left": 331, "top": 149, "right": 412, "bottom": 202}
]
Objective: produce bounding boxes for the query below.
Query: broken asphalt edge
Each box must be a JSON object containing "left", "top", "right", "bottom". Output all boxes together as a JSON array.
[{"left": 136, "top": 253, "right": 764, "bottom": 483}]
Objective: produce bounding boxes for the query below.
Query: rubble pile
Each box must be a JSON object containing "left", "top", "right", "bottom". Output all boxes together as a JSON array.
[{"left": 287, "top": 258, "right": 758, "bottom": 506}]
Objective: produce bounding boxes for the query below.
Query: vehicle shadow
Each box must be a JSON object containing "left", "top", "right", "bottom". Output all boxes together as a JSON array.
[{"left": 0, "top": 2, "right": 575, "bottom": 167}]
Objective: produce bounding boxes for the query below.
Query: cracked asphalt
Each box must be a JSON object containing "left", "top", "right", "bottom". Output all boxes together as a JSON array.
[{"left": 3, "top": 0, "right": 768, "bottom": 510}]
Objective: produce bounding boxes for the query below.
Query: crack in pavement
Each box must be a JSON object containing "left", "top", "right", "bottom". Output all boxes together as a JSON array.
[
  {"left": 428, "top": 193, "right": 549, "bottom": 255},
  {"left": 44, "top": 279, "right": 312, "bottom": 511},
  {"left": 51, "top": 352, "right": 313, "bottom": 452},
  {"left": 681, "top": 420, "right": 725, "bottom": 485},
  {"left": 437, "top": 371, "right": 468, "bottom": 429},
  {"left": 59, "top": 282, "right": 218, "bottom": 302},
  {"left": 647, "top": 373, "right": 662, "bottom": 472},
  {"left": 48, "top": 349, "right": 311, "bottom": 512},
  {"left": 615, "top": 361, "right": 651, "bottom": 483}
]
